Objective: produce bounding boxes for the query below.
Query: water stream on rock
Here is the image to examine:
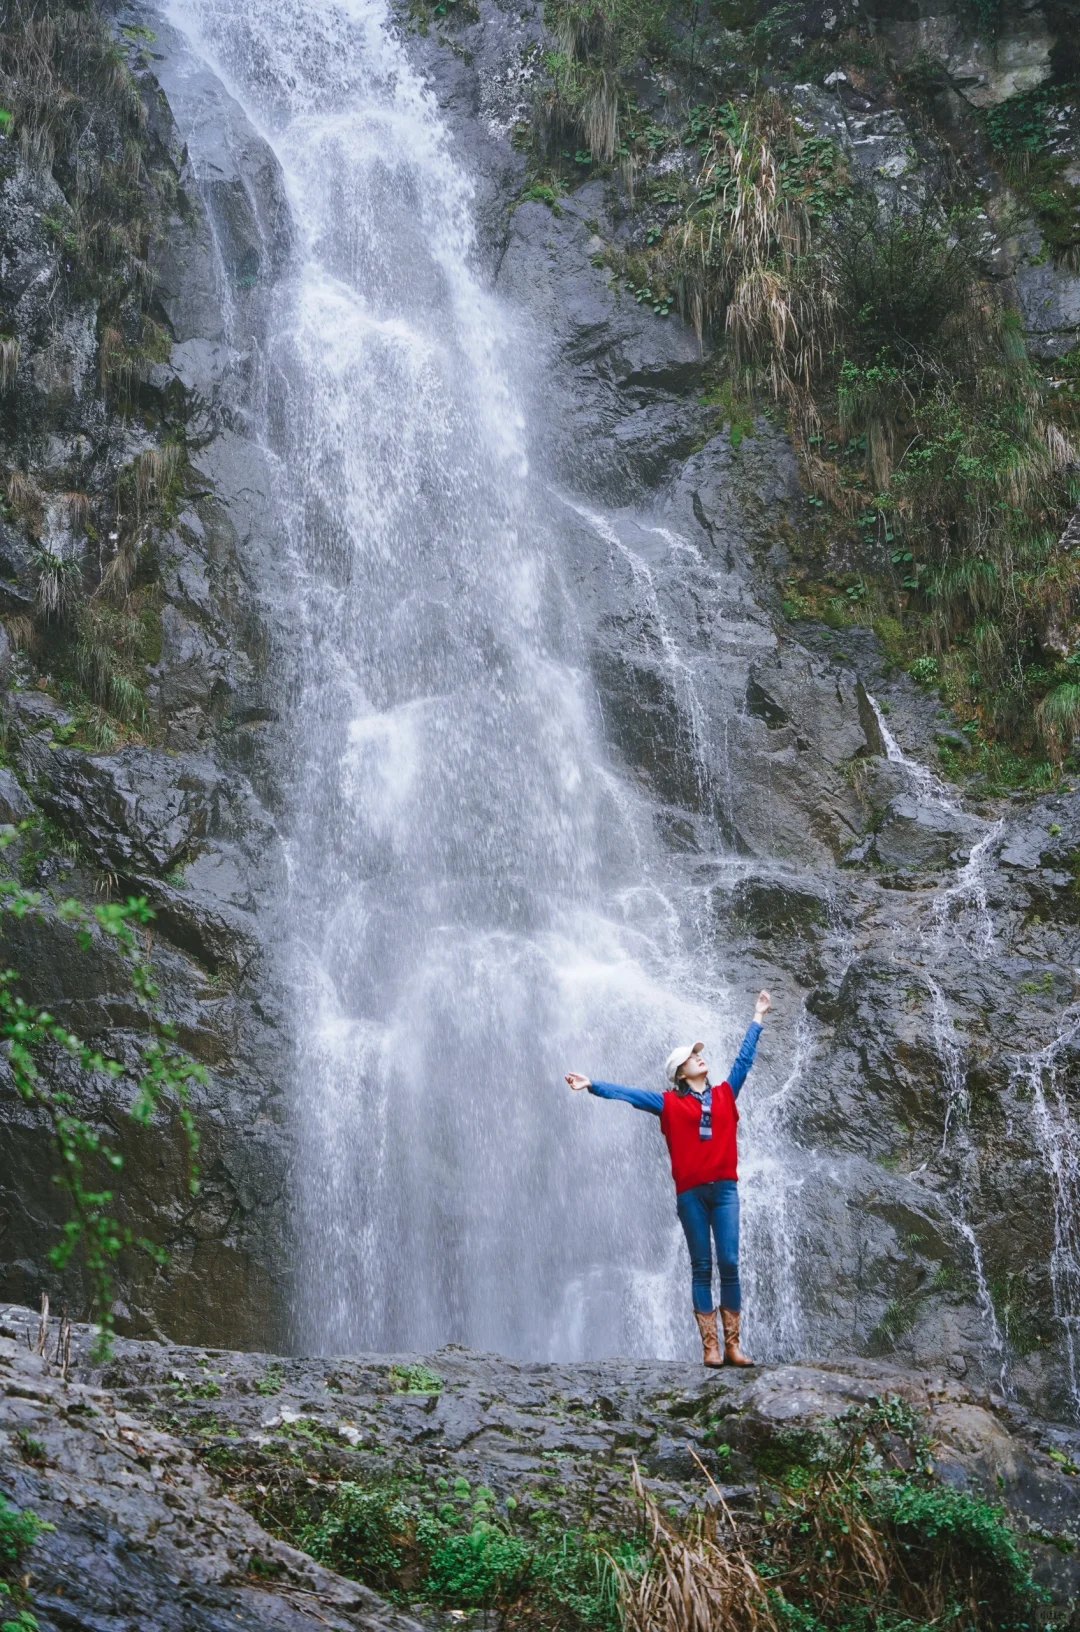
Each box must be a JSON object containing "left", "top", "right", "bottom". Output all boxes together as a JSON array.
[
  {"left": 1012, "top": 1016, "right": 1080, "bottom": 1413},
  {"left": 168, "top": 0, "right": 807, "bottom": 1360}
]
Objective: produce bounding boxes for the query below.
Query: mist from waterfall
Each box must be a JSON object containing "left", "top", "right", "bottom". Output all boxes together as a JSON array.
[{"left": 165, "top": 0, "right": 807, "bottom": 1361}]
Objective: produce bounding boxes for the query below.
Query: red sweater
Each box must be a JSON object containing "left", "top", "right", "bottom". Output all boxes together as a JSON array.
[
  {"left": 660, "top": 1082, "right": 739, "bottom": 1192},
  {"left": 587, "top": 1021, "right": 761, "bottom": 1193}
]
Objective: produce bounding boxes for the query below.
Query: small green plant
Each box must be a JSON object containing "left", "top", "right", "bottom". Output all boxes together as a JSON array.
[
  {"left": 16, "top": 1433, "right": 46, "bottom": 1467},
  {"left": 389, "top": 1363, "right": 443, "bottom": 1395},
  {"left": 0, "top": 842, "right": 205, "bottom": 1359},
  {"left": 0, "top": 1494, "right": 47, "bottom": 1576},
  {"left": 254, "top": 1368, "right": 284, "bottom": 1396},
  {"left": 871, "top": 1479, "right": 1037, "bottom": 1612},
  {"left": 422, "top": 1521, "right": 534, "bottom": 1607},
  {"left": 909, "top": 656, "right": 940, "bottom": 685},
  {"left": 301, "top": 1484, "right": 413, "bottom": 1592},
  {"left": 2, "top": 1612, "right": 40, "bottom": 1632}
]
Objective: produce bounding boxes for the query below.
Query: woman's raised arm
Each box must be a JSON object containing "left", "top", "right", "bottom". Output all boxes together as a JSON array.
[{"left": 728, "top": 990, "right": 771, "bottom": 1098}]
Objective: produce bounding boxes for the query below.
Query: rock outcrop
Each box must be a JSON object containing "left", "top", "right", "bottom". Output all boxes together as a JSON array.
[{"left": 2, "top": 1303, "right": 1080, "bottom": 1628}]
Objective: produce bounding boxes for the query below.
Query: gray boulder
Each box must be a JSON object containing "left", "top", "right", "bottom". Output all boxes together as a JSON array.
[
  {"left": 18, "top": 742, "right": 222, "bottom": 875},
  {"left": 873, "top": 794, "right": 985, "bottom": 871}
]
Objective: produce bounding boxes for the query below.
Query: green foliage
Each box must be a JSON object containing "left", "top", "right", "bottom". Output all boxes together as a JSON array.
[
  {"left": 966, "top": 0, "right": 1003, "bottom": 40},
  {"left": 833, "top": 201, "right": 974, "bottom": 362},
  {"left": 301, "top": 1484, "right": 413, "bottom": 1592},
  {"left": 908, "top": 656, "right": 939, "bottom": 685},
  {"left": 537, "top": 0, "right": 669, "bottom": 164},
  {"left": 985, "top": 85, "right": 1053, "bottom": 154},
  {"left": 389, "top": 1363, "right": 443, "bottom": 1395},
  {"left": 0, "top": 841, "right": 205, "bottom": 1359},
  {"left": 871, "top": 1480, "right": 1037, "bottom": 1615},
  {"left": 254, "top": 1367, "right": 284, "bottom": 1396},
  {"left": 597, "top": 70, "right": 1077, "bottom": 759},
  {"left": 2, "top": 1614, "right": 40, "bottom": 1632},
  {"left": 749, "top": 1397, "right": 1042, "bottom": 1632},
  {"left": 422, "top": 1520, "right": 534, "bottom": 1606},
  {"left": 534, "top": 1529, "right": 641, "bottom": 1629},
  {"left": 278, "top": 1470, "right": 637, "bottom": 1631},
  {"left": 983, "top": 87, "right": 1080, "bottom": 267},
  {"left": 0, "top": 1494, "right": 46, "bottom": 1576}
]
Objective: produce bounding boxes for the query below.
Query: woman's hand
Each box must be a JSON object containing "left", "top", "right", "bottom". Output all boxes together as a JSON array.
[
  {"left": 565, "top": 1073, "right": 592, "bottom": 1092},
  {"left": 754, "top": 989, "right": 772, "bottom": 1021}
]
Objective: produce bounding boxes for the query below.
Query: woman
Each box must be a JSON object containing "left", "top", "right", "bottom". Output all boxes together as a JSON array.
[{"left": 565, "top": 990, "right": 771, "bottom": 1369}]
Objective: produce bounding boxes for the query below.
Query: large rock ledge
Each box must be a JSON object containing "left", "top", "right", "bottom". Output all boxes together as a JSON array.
[{"left": 2, "top": 1303, "right": 1080, "bottom": 1629}]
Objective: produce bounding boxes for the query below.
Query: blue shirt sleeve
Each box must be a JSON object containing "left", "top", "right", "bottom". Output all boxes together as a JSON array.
[
  {"left": 588, "top": 1081, "right": 664, "bottom": 1117},
  {"left": 726, "top": 1022, "right": 763, "bottom": 1099}
]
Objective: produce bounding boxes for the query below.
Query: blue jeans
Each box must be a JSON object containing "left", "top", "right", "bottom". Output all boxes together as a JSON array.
[{"left": 676, "top": 1180, "right": 740, "bottom": 1314}]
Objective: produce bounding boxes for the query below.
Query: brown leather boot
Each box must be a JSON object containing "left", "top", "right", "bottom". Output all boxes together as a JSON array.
[
  {"left": 694, "top": 1308, "right": 724, "bottom": 1368},
  {"left": 720, "top": 1307, "right": 754, "bottom": 1366}
]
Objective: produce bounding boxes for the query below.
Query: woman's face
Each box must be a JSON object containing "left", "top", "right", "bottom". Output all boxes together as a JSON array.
[{"left": 680, "top": 1045, "right": 707, "bottom": 1085}]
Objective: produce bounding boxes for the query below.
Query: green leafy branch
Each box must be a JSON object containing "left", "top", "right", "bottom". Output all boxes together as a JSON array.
[{"left": 0, "top": 840, "right": 205, "bottom": 1359}]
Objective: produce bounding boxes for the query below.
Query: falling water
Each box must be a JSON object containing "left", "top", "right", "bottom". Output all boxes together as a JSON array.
[
  {"left": 166, "top": 0, "right": 807, "bottom": 1360},
  {"left": 926, "top": 976, "right": 1007, "bottom": 1375},
  {"left": 930, "top": 822, "right": 1003, "bottom": 958},
  {"left": 1012, "top": 1016, "right": 1080, "bottom": 1413},
  {"left": 866, "top": 693, "right": 959, "bottom": 812}
]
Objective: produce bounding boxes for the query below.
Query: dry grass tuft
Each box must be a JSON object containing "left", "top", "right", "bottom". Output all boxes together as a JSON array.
[
  {"left": 4, "top": 614, "right": 36, "bottom": 653},
  {"left": 660, "top": 99, "right": 838, "bottom": 486},
  {"left": 32, "top": 546, "right": 80, "bottom": 619},
  {"left": 134, "top": 442, "right": 182, "bottom": 510},
  {"left": 618, "top": 1463, "right": 777, "bottom": 1632},
  {"left": 0, "top": 7, "right": 141, "bottom": 171},
  {"left": 62, "top": 490, "right": 91, "bottom": 530},
  {"left": 6, "top": 469, "right": 45, "bottom": 536},
  {"left": 0, "top": 335, "right": 21, "bottom": 392},
  {"left": 98, "top": 533, "right": 139, "bottom": 602},
  {"left": 98, "top": 325, "right": 130, "bottom": 395}
]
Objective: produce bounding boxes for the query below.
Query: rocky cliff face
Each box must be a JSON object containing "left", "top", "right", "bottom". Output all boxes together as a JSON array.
[
  {"left": 1, "top": 0, "right": 1079, "bottom": 1433},
  {"left": 0, "top": 5, "right": 292, "bottom": 1348}
]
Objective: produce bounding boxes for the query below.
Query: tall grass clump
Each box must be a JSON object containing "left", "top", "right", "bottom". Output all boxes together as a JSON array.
[
  {"left": 618, "top": 1401, "right": 1042, "bottom": 1632},
  {"left": 537, "top": 0, "right": 669, "bottom": 164},
  {"left": 632, "top": 87, "right": 1080, "bottom": 759}
]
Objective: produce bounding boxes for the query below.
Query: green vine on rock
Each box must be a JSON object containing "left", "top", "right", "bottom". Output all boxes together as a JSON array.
[{"left": 0, "top": 835, "right": 205, "bottom": 1359}]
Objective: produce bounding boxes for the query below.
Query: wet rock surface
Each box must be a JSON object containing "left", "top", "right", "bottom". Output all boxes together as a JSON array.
[
  {"left": 0, "top": 1312, "right": 433, "bottom": 1632},
  {"left": 3, "top": 1304, "right": 1080, "bottom": 1627},
  {"left": 0, "top": 12, "right": 291, "bottom": 1349}
]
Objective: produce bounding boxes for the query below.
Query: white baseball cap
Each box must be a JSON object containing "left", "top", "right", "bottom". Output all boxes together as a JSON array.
[{"left": 664, "top": 1041, "right": 704, "bottom": 1084}]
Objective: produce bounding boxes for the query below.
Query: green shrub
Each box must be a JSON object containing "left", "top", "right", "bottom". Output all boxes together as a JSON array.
[
  {"left": 421, "top": 1520, "right": 534, "bottom": 1607},
  {"left": 909, "top": 656, "right": 939, "bottom": 685},
  {"left": 833, "top": 201, "right": 975, "bottom": 364},
  {"left": 872, "top": 1480, "right": 1039, "bottom": 1620},
  {"left": 388, "top": 1363, "right": 442, "bottom": 1395},
  {"left": 300, "top": 1485, "right": 413, "bottom": 1592},
  {"left": 0, "top": 1495, "right": 45, "bottom": 1576}
]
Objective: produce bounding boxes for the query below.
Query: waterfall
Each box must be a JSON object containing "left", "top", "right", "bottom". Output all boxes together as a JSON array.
[
  {"left": 1012, "top": 1016, "right": 1080, "bottom": 1415},
  {"left": 166, "top": 0, "right": 805, "bottom": 1360}
]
